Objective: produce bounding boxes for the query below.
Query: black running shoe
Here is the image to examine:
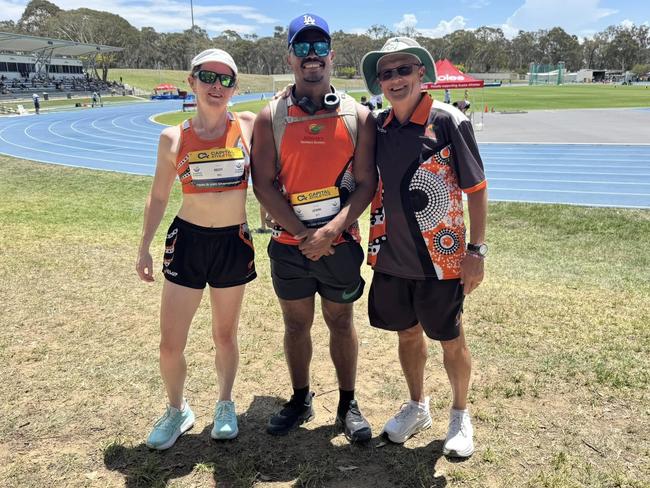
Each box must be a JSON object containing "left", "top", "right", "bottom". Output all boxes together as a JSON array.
[
  {"left": 336, "top": 399, "right": 372, "bottom": 443},
  {"left": 267, "top": 392, "right": 315, "bottom": 435}
]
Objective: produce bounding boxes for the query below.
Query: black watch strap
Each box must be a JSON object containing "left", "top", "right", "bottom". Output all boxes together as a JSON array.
[{"left": 467, "top": 242, "right": 488, "bottom": 257}]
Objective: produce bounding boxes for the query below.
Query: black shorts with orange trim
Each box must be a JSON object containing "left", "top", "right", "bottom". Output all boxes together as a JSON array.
[
  {"left": 268, "top": 240, "right": 365, "bottom": 303},
  {"left": 162, "top": 216, "right": 256, "bottom": 289},
  {"left": 368, "top": 271, "right": 464, "bottom": 341}
]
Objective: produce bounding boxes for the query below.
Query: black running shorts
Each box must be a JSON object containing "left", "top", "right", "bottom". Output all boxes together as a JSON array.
[
  {"left": 162, "top": 216, "right": 256, "bottom": 289},
  {"left": 268, "top": 240, "right": 365, "bottom": 303},
  {"left": 368, "top": 271, "right": 464, "bottom": 341}
]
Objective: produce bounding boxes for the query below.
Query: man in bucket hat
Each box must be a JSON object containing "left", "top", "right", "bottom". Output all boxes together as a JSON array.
[
  {"left": 361, "top": 37, "right": 488, "bottom": 458},
  {"left": 252, "top": 13, "right": 376, "bottom": 443}
]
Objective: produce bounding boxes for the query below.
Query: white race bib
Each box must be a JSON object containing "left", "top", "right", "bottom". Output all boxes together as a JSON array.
[
  {"left": 290, "top": 186, "right": 341, "bottom": 228},
  {"left": 187, "top": 147, "right": 245, "bottom": 188}
]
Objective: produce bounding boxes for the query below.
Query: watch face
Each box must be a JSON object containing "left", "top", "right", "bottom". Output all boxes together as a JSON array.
[{"left": 468, "top": 243, "right": 488, "bottom": 256}]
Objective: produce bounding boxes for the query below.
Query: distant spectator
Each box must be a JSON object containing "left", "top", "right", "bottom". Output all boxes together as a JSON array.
[
  {"left": 360, "top": 95, "right": 375, "bottom": 110},
  {"left": 370, "top": 93, "right": 383, "bottom": 109},
  {"left": 452, "top": 100, "right": 471, "bottom": 114},
  {"left": 91, "top": 91, "right": 101, "bottom": 107},
  {"left": 32, "top": 93, "right": 40, "bottom": 115},
  {"left": 444, "top": 88, "right": 451, "bottom": 103}
]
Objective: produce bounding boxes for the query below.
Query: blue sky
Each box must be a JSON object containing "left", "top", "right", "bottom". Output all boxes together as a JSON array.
[{"left": 1, "top": 0, "right": 648, "bottom": 39}]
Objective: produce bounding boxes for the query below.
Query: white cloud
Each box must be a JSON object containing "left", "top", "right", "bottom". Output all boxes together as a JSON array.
[
  {"left": 394, "top": 14, "right": 418, "bottom": 32},
  {"left": 419, "top": 16, "right": 468, "bottom": 38},
  {"left": 348, "top": 27, "right": 368, "bottom": 35},
  {"left": 0, "top": 0, "right": 275, "bottom": 36},
  {"left": 0, "top": 0, "right": 28, "bottom": 20},
  {"left": 499, "top": 23, "right": 521, "bottom": 39},
  {"left": 504, "top": 0, "right": 617, "bottom": 33},
  {"left": 392, "top": 13, "right": 468, "bottom": 38},
  {"left": 200, "top": 23, "right": 259, "bottom": 36},
  {"left": 619, "top": 19, "right": 634, "bottom": 29},
  {"left": 462, "top": 0, "right": 491, "bottom": 8}
]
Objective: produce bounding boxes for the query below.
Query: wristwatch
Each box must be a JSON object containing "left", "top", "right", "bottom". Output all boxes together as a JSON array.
[{"left": 467, "top": 242, "right": 488, "bottom": 257}]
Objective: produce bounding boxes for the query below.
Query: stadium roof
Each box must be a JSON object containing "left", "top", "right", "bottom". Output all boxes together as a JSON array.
[{"left": 0, "top": 32, "right": 122, "bottom": 56}]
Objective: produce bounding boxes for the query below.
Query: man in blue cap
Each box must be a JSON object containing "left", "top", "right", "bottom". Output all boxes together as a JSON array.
[{"left": 252, "top": 13, "right": 377, "bottom": 443}]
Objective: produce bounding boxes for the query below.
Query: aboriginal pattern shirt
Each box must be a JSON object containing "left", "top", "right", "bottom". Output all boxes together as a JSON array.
[{"left": 368, "top": 93, "right": 487, "bottom": 280}]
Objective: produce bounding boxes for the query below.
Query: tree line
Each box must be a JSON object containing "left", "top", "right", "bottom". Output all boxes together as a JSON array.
[{"left": 2, "top": 0, "right": 649, "bottom": 80}]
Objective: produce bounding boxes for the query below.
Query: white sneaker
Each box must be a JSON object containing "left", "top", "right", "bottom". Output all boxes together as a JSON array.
[
  {"left": 382, "top": 397, "right": 432, "bottom": 443},
  {"left": 443, "top": 408, "right": 474, "bottom": 457}
]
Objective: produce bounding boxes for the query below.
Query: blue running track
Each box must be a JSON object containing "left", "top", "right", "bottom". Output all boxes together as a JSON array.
[{"left": 0, "top": 100, "right": 648, "bottom": 209}]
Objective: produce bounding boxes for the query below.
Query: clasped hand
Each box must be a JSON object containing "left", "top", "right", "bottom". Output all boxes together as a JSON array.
[{"left": 295, "top": 227, "right": 336, "bottom": 261}]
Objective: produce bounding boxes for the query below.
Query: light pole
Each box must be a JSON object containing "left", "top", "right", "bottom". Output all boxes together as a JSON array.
[{"left": 189, "top": 0, "right": 196, "bottom": 70}]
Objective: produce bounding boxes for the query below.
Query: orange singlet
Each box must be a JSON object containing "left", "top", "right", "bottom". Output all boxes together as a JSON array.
[
  {"left": 175, "top": 112, "right": 250, "bottom": 193},
  {"left": 273, "top": 101, "right": 360, "bottom": 245}
]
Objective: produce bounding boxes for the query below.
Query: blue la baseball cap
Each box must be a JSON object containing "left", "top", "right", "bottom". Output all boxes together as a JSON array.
[{"left": 287, "top": 13, "right": 330, "bottom": 46}]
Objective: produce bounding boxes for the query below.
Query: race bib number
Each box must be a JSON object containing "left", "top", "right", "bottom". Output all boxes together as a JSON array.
[
  {"left": 290, "top": 186, "right": 341, "bottom": 228},
  {"left": 187, "top": 147, "right": 246, "bottom": 188}
]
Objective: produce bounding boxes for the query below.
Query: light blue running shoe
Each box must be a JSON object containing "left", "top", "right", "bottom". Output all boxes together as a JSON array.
[
  {"left": 146, "top": 400, "right": 195, "bottom": 450},
  {"left": 211, "top": 400, "right": 238, "bottom": 440}
]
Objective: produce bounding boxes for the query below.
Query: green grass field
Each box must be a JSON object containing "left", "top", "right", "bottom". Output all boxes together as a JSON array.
[
  {"left": 460, "top": 83, "right": 650, "bottom": 111},
  {"left": 1, "top": 155, "right": 648, "bottom": 487},
  {"left": 110, "top": 68, "right": 365, "bottom": 94},
  {"left": 150, "top": 83, "right": 650, "bottom": 127}
]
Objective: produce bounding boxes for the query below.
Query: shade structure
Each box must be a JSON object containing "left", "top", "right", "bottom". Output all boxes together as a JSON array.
[
  {"left": 0, "top": 31, "right": 122, "bottom": 56},
  {"left": 422, "top": 59, "right": 484, "bottom": 90}
]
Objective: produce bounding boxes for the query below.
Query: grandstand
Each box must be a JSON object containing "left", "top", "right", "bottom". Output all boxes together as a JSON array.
[{"left": 0, "top": 32, "right": 124, "bottom": 101}]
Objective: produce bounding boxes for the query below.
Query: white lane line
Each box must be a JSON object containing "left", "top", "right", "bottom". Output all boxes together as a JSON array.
[
  {"left": 47, "top": 119, "right": 153, "bottom": 153},
  {"left": 488, "top": 177, "right": 650, "bottom": 185},
  {"left": 0, "top": 126, "right": 154, "bottom": 168},
  {"left": 22, "top": 121, "right": 149, "bottom": 158},
  {"left": 124, "top": 113, "right": 163, "bottom": 131},
  {"left": 485, "top": 162, "right": 650, "bottom": 169},
  {"left": 69, "top": 117, "right": 158, "bottom": 147},
  {"left": 0, "top": 149, "right": 154, "bottom": 175},
  {"left": 489, "top": 187, "right": 650, "bottom": 196},
  {"left": 487, "top": 170, "right": 650, "bottom": 177},
  {"left": 483, "top": 147, "right": 650, "bottom": 153},
  {"left": 90, "top": 116, "right": 155, "bottom": 141},
  {"left": 486, "top": 156, "right": 650, "bottom": 163},
  {"left": 484, "top": 152, "right": 650, "bottom": 159},
  {"left": 480, "top": 142, "right": 650, "bottom": 146},
  {"left": 110, "top": 113, "right": 161, "bottom": 134}
]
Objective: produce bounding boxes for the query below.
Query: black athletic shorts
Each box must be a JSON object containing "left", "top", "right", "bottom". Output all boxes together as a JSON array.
[
  {"left": 162, "top": 216, "right": 256, "bottom": 289},
  {"left": 268, "top": 240, "right": 365, "bottom": 303},
  {"left": 368, "top": 271, "right": 464, "bottom": 341}
]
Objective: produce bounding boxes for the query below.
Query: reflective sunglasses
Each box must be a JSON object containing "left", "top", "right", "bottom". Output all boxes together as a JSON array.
[
  {"left": 194, "top": 70, "right": 236, "bottom": 88},
  {"left": 291, "top": 40, "right": 331, "bottom": 58},
  {"left": 378, "top": 63, "right": 422, "bottom": 82}
]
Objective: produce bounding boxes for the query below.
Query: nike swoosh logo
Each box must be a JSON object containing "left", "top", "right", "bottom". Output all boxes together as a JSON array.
[{"left": 341, "top": 282, "right": 362, "bottom": 301}]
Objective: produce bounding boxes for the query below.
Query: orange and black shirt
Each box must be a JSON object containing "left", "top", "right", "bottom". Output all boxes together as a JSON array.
[
  {"left": 272, "top": 100, "right": 360, "bottom": 246},
  {"left": 175, "top": 113, "right": 250, "bottom": 193},
  {"left": 368, "top": 93, "right": 487, "bottom": 280}
]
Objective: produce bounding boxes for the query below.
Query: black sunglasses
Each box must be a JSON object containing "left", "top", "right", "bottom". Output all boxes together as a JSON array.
[
  {"left": 378, "top": 63, "right": 423, "bottom": 82},
  {"left": 291, "top": 40, "right": 331, "bottom": 58},
  {"left": 194, "top": 69, "right": 236, "bottom": 88}
]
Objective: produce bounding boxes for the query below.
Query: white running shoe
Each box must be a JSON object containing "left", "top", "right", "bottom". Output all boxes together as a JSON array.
[
  {"left": 146, "top": 400, "right": 195, "bottom": 450},
  {"left": 443, "top": 408, "right": 474, "bottom": 458},
  {"left": 382, "top": 397, "right": 432, "bottom": 443}
]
